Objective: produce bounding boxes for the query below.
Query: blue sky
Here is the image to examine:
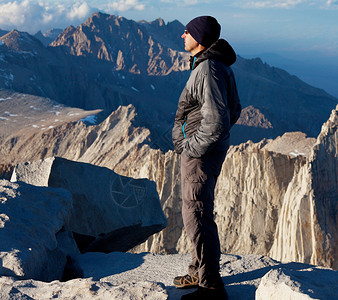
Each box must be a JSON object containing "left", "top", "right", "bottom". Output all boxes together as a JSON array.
[{"left": 0, "top": 0, "right": 338, "bottom": 95}]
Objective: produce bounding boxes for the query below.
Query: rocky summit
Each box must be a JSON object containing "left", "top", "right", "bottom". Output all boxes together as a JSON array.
[
  {"left": 2, "top": 104, "right": 337, "bottom": 270},
  {"left": 0, "top": 11, "right": 337, "bottom": 300},
  {"left": 0, "top": 176, "right": 337, "bottom": 299},
  {"left": 0, "top": 180, "right": 74, "bottom": 282},
  {"left": 50, "top": 13, "right": 188, "bottom": 75},
  {"left": 131, "top": 105, "right": 338, "bottom": 271},
  {"left": 9, "top": 157, "right": 167, "bottom": 253},
  {"left": 0, "top": 248, "right": 337, "bottom": 299}
]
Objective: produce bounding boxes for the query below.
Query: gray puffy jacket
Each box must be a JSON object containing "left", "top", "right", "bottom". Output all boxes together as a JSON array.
[{"left": 172, "top": 39, "right": 241, "bottom": 158}]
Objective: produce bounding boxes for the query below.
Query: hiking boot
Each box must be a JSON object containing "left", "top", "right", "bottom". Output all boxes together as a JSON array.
[
  {"left": 173, "top": 274, "right": 199, "bottom": 289},
  {"left": 180, "top": 286, "right": 228, "bottom": 300}
]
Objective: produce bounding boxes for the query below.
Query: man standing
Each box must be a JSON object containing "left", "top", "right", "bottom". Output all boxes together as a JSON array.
[{"left": 172, "top": 16, "right": 241, "bottom": 300}]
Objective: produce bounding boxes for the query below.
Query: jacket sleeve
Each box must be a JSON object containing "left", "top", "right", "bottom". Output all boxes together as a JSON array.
[
  {"left": 183, "top": 67, "right": 231, "bottom": 158},
  {"left": 172, "top": 88, "right": 187, "bottom": 154}
]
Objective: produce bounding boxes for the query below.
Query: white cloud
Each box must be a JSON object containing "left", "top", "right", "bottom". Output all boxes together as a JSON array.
[
  {"left": 159, "top": 0, "right": 204, "bottom": 5},
  {"left": 105, "top": 0, "right": 145, "bottom": 12},
  {"left": 0, "top": 0, "right": 146, "bottom": 34},
  {"left": 0, "top": 0, "right": 96, "bottom": 33},
  {"left": 0, "top": 0, "right": 41, "bottom": 28},
  {"left": 326, "top": 0, "right": 338, "bottom": 6},
  {"left": 67, "top": 2, "right": 92, "bottom": 20},
  {"left": 182, "top": 0, "right": 199, "bottom": 5},
  {"left": 243, "top": 0, "right": 305, "bottom": 9}
]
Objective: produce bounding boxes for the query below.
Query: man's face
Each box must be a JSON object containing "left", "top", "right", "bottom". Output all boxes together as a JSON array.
[{"left": 182, "top": 30, "right": 199, "bottom": 54}]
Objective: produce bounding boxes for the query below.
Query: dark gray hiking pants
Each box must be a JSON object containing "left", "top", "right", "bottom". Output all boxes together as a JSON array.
[{"left": 180, "top": 149, "right": 227, "bottom": 288}]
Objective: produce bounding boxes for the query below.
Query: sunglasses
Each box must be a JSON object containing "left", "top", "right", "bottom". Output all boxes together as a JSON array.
[{"left": 184, "top": 30, "right": 189, "bottom": 35}]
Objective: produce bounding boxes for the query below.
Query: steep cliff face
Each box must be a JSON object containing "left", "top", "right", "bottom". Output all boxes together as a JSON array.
[
  {"left": 269, "top": 105, "right": 338, "bottom": 268},
  {"left": 215, "top": 141, "right": 307, "bottom": 256},
  {"left": 1, "top": 102, "right": 337, "bottom": 268},
  {"left": 132, "top": 139, "right": 309, "bottom": 256},
  {"left": 310, "top": 106, "right": 338, "bottom": 268},
  {"left": 131, "top": 107, "right": 337, "bottom": 270}
]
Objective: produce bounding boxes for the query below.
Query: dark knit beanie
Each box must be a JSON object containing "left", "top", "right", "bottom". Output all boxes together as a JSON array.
[{"left": 186, "top": 16, "right": 221, "bottom": 48}]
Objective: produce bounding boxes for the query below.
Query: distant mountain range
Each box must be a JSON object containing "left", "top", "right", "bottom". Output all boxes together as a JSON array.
[
  {"left": 0, "top": 12, "right": 337, "bottom": 150},
  {"left": 34, "top": 28, "right": 63, "bottom": 46},
  {"left": 243, "top": 52, "right": 338, "bottom": 98}
]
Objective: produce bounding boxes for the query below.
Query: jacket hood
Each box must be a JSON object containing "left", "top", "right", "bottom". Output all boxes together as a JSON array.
[{"left": 190, "top": 39, "right": 236, "bottom": 69}]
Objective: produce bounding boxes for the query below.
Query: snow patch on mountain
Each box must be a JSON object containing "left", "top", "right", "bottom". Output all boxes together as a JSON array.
[{"left": 81, "top": 115, "right": 97, "bottom": 124}]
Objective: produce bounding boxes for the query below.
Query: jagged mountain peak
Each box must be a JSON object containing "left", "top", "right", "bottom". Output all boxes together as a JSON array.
[
  {"left": 62, "top": 25, "right": 76, "bottom": 35},
  {"left": 43, "top": 28, "right": 63, "bottom": 39},
  {"left": 34, "top": 28, "right": 63, "bottom": 46},
  {"left": 138, "top": 17, "right": 185, "bottom": 51},
  {"left": 50, "top": 25, "right": 76, "bottom": 47},
  {"left": 35, "top": 30, "right": 44, "bottom": 38},
  {"left": 0, "top": 29, "right": 45, "bottom": 52},
  {"left": 2, "top": 29, "right": 34, "bottom": 41},
  {"left": 82, "top": 12, "right": 131, "bottom": 29},
  {"left": 1, "top": 12, "right": 336, "bottom": 149},
  {"left": 236, "top": 105, "right": 273, "bottom": 129},
  {"left": 167, "top": 19, "right": 184, "bottom": 29},
  {"left": 146, "top": 17, "right": 166, "bottom": 27},
  {"left": 50, "top": 12, "right": 188, "bottom": 75}
]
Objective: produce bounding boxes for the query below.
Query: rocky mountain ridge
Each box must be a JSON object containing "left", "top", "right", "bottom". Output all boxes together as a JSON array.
[
  {"left": 34, "top": 28, "right": 63, "bottom": 46},
  {"left": 133, "top": 105, "right": 338, "bottom": 270},
  {"left": 0, "top": 30, "right": 46, "bottom": 53},
  {"left": 1, "top": 98, "right": 337, "bottom": 270},
  {"left": 50, "top": 13, "right": 187, "bottom": 75},
  {"left": 0, "top": 108, "right": 337, "bottom": 299},
  {"left": 0, "top": 11, "right": 337, "bottom": 273},
  {"left": 1, "top": 12, "right": 337, "bottom": 149},
  {"left": 1, "top": 118, "right": 337, "bottom": 298}
]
